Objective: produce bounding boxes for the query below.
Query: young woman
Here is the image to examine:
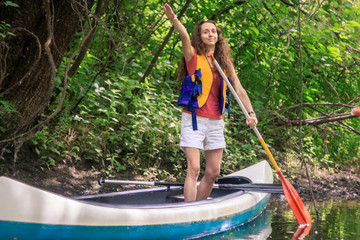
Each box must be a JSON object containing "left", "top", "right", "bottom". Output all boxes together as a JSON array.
[{"left": 163, "top": 4, "right": 258, "bottom": 202}]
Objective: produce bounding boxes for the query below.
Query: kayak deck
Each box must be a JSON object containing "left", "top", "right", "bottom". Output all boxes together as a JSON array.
[{"left": 73, "top": 184, "right": 247, "bottom": 208}]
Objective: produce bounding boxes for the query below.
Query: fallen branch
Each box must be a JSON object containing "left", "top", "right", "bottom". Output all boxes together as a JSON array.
[{"left": 271, "top": 112, "right": 360, "bottom": 134}]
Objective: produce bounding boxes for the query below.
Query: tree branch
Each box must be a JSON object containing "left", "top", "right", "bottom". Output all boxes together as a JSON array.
[
  {"left": 267, "top": 101, "right": 360, "bottom": 135},
  {"left": 272, "top": 112, "right": 359, "bottom": 133},
  {"left": 67, "top": 0, "right": 107, "bottom": 77}
]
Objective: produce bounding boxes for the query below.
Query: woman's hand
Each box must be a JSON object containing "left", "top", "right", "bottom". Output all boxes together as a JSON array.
[
  {"left": 246, "top": 115, "right": 258, "bottom": 129},
  {"left": 163, "top": 4, "right": 177, "bottom": 22}
]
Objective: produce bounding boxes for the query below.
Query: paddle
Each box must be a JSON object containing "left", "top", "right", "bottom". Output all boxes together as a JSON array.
[
  {"left": 98, "top": 177, "right": 300, "bottom": 194},
  {"left": 208, "top": 52, "right": 312, "bottom": 226},
  {"left": 291, "top": 224, "right": 312, "bottom": 240}
]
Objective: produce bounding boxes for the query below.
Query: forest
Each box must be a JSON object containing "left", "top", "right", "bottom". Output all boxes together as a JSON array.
[{"left": 0, "top": 0, "right": 359, "bottom": 196}]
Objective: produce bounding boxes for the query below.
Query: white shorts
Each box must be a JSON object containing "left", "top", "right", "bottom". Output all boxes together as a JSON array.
[{"left": 180, "top": 112, "right": 226, "bottom": 151}]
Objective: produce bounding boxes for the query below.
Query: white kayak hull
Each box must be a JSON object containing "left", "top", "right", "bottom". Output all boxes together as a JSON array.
[{"left": 0, "top": 160, "right": 273, "bottom": 239}]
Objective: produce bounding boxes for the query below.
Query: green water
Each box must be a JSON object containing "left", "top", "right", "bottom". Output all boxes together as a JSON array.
[
  {"left": 271, "top": 199, "right": 360, "bottom": 239},
  {"left": 197, "top": 199, "right": 360, "bottom": 239}
]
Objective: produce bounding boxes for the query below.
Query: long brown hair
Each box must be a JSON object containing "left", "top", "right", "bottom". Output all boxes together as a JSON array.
[{"left": 177, "top": 20, "right": 234, "bottom": 88}]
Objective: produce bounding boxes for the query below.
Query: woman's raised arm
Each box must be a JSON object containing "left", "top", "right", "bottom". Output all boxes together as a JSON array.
[{"left": 163, "top": 4, "right": 193, "bottom": 61}]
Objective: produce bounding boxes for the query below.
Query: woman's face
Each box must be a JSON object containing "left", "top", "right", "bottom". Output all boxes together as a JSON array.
[{"left": 200, "top": 22, "right": 218, "bottom": 49}]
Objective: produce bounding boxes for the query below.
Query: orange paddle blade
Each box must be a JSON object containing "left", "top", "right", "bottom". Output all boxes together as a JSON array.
[{"left": 278, "top": 171, "right": 312, "bottom": 226}]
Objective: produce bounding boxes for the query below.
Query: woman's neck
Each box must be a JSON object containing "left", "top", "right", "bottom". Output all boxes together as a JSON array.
[{"left": 206, "top": 46, "right": 215, "bottom": 53}]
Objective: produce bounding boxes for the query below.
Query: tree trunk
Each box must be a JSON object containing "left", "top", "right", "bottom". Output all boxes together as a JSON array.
[{"left": 0, "top": 0, "right": 85, "bottom": 143}]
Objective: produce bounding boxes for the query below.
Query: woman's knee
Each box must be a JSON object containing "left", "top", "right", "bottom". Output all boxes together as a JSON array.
[
  {"left": 185, "top": 148, "right": 201, "bottom": 179},
  {"left": 205, "top": 168, "right": 220, "bottom": 181},
  {"left": 187, "top": 165, "right": 200, "bottom": 179}
]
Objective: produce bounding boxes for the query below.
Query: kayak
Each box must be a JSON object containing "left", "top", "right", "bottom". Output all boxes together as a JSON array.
[{"left": 0, "top": 160, "right": 273, "bottom": 239}]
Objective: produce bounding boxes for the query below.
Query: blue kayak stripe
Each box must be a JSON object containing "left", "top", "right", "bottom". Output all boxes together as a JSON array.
[{"left": 0, "top": 195, "right": 269, "bottom": 240}]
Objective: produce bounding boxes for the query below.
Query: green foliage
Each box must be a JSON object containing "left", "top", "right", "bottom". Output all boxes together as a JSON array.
[
  {"left": 0, "top": 100, "right": 15, "bottom": 112},
  {"left": 0, "top": 21, "right": 11, "bottom": 38},
  {"left": 32, "top": 126, "right": 66, "bottom": 168},
  {"left": 1, "top": 1, "right": 19, "bottom": 8},
  {"left": 70, "top": 73, "right": 183, "bottom": 174},
  {"left": 27, "top": 0, "right": 360, "bottom": 181},
  {"left": 0, "top": 100, "right": 16, "bottom": 134},
  {"left": 31, "top": 50, "right": 183, "bottom": 175},
  {"left": 0, "top": 0, "right": 19, "bottom": 39}
]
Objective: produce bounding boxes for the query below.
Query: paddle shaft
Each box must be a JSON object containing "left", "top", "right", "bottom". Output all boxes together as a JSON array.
[
  {"left": 209, "top": 55, "right": 280, "bottom": 172},
  {"left": 99, "top": 178, "right": 296, "bottom": 194},
  {"left": 209, "top": 53, "right": 312, "bottom": 226}
]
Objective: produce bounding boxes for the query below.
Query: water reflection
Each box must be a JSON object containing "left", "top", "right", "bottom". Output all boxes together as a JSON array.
[
  {"left": 195, "top": 199, "right": 359, "bottom": 239},
  {"left": 271, "top": 199, "right": 360, "bottom": 239},
  {"left": 196, "top": 206, "right": 310, "bottom": 239},
  {"left": 291, "top": 225, "right": 312, "bottom": 240},
  {"left": 196, "top": 207, "right": 272, "bottom": 239}
]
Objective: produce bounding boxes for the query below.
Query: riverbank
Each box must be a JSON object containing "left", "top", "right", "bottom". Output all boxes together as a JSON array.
[{"left": 3, "top": 159, "right": 360, "bottom": 202}]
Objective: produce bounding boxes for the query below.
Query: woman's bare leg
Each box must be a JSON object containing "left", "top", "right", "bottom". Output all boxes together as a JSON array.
[
  {"left": 184, "top": 147, "right": 201, "bottom": 202},
  {"left": 196, "top": 149, "right": 223, "bottom": 201}
]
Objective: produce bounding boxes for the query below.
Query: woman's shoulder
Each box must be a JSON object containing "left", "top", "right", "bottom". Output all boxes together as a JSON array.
[{"left": 185, "top": 48, "right": 197, "bottom": 76}]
